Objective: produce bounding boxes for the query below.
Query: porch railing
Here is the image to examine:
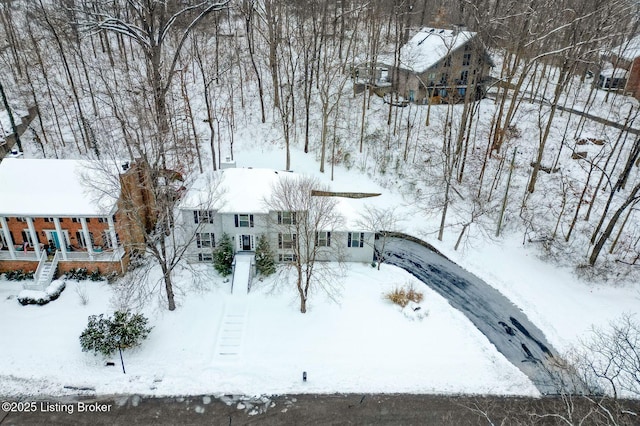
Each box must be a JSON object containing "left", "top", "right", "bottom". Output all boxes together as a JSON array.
[{"left": 33, "top": 250, "right": 48, "bottom": 284}]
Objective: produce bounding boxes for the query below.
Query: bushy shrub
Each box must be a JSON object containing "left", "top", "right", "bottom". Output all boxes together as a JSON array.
[
  {"left": 66, "top": 268, "right": 89, "bottom": 280},
  {"left": 18, "top": 280, "right": 66, "bottom": 306},
  {"left": 213, "top": 233, "right": 234, "bottom": 276},
  {"left": 385, "top": 283, "right": 424, "bottom": 308},
  {"left": 66, "top": 268, "right": 109, "bottom": 282},
  {"left": 4, "top": 269, "right": 35, "bottom": 281},
  {"left": 255, "top": 234, "right": 276, "bottom": 276},
  {"left": 79, "top": 311, "right": 152, "bottom": 357}
]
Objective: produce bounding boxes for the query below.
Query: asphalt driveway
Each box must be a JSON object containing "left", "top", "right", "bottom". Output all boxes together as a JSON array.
[{"left": 378, "top": 236, "right": 567, "bottom": 395}]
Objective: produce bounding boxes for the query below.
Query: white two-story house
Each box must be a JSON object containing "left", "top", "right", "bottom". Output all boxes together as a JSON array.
[{"left": 178, "top": 166, "right": 376, "bottom": 265}]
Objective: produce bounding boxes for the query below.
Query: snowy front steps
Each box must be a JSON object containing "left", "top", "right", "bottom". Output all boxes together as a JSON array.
[
  {"left": 212, "top": 299, "right": 248, "bottom": 363},
  {"left": 231, "top": 254, "right": 254, "bottom": 296},
  {"left": 23, "top": 262, "right": 54, "bottom": 290}
]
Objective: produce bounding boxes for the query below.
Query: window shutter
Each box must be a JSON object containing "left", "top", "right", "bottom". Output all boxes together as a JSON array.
[
  {"left": 292, "top": 212, "right": 296, "bottom": 224},
  {"left": 250, "top": 235, "right": 255, "bottom": 250},
  {"left": 212, "top": 234, "right": 216, "bottom": 248},
  {"left": 314, "top": 232, "right": 318, "bottom": 246},
  {"left": 196, "top": 233, "right": 201, "bottom": 248},
  {"left": 194, "top": 211, "right": 199, "bottom": 224},
  {"left": 277, "top": 212, "right": 282, "bottom": 224},
  {"left": 234, "top": 215, "right": 239, "bottom": 227},
  {"left": 360, "top": 233, "right": 364, "bottom": 248},
  {"left": 347, "top": 233, "right": 351, "bottom": 247},
  {"left": 250, "top": 215, "right": 254, "bottom": 227},
  {"left": 327, "top": 232, "right": 331, "bottom": 247},
  {"left": 278, "top": 233, "right": 282, "bottom": 249}
]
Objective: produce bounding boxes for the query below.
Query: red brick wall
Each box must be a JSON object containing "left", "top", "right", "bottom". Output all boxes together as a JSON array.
[
  {"left": 57, "top": 260, "right": 125, "bottom": 276},
  {"left": 3, "top": 217, "right": 110, "bottom": 248},
  {"left": 0, "top": 260, "right": 39, "bottom": 273},
  {"left": 626, "top": 57, "right": 640, "bottom": 100}
]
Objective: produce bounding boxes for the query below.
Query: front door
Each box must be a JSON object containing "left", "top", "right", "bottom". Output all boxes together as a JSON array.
[
  {"left": 237, "top": 234, "right": 254, "bottom": 251},
  {"left": 45, "top": 230, "right": 69, "bottom": 250},
  {"left": 242, "top": 234, "right": 251, "bottom": 251}
]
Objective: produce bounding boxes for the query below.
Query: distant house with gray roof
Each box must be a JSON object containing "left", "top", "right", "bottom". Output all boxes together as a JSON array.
[{"left": 377, "top": 26, "right": 492, "bottom": 104}]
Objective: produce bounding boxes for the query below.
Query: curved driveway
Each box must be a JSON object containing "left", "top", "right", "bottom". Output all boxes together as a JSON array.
[{"left": 378, "top": 236, "right": 565, "bottom": 395}]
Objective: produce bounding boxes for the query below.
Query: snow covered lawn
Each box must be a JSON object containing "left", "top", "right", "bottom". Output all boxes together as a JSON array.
[{"left": 0, "top": 264, "right": 536, "bottom": 397}]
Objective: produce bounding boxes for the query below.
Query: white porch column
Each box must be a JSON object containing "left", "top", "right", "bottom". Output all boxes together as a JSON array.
[
  {"left": 107, "top": 215, "right": 118, "bottom": 249},
  {"left": 0, "top": 216, "right": 16, "bottom": 260},
  {"left": 53, "top": 217, "right": 68, "bottom": 260},
  {"left": 80, "top": 217, "right": 94, "bottom": 260},
  {"left": 26, "top": 217, "right": 41, "bottom": 258}
]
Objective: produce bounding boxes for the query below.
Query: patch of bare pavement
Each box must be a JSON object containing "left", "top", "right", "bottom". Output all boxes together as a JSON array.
[{"left": 1, "top": 394, "right": 639, "bottom": 425}]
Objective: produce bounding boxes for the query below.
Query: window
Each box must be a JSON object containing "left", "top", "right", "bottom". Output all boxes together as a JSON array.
[
  {"left": 98, "top": 217, "right": 106, "bottom": 223},
  {"left": 235, "top": 214, "right": 254, "bottom": 228},
  {"left": 443, "top": 56, "right": 451, "bottom": 68},
  {"left": 278, "top": 253, "right": 297, "bottom": 262},
  {"left": 348, "top": 232, "right": 364, "bottom": 248},
  {"left": 316, "top": 231, "right": 331, "bottom": 247},
  {"left": 102, "top": 231, "right": 120, "bottom": 248},
  {"left": 464, "top": 43, "right": 472, "bottom": 51},
  {"left": 460, "top": 70, "right": 469, "bottom": 83},
  {"left": 198, "top": 253, "right": 213, "bottom": 262},
  {"left": 21, "top": 230, "right": 34, "bottom": 246},
  {"left": 0, "top": 231, "right": 7, "bottom": 248},
  {"left": 15, "top": 217, "right": 26, "bottom": 222},
  {"left": 408, "top": 90, "right": 415, "bottom": 102},
  {"left": 193, "top": 210, "right": 214, "bottom": 224},
  {"left": 196, "top": 232, "right": 215, "bottom": 248},
  {"left": 72, "top": 218, "right": 80, "bottom": 223},
  {"left": 462, "top": 53, "right": 471, "bottom": 67},
  {"left": 278, "top": 233, "right": 296, "bottom": 249},
  {"left": 277, "top": 211, "right": 296, "bottom": 225},
  {"left": 76, "top": 231, "right": 95, "bottom": 248},
  {"left": 440, "top": 73, "right": 449, "bottom": 84}
]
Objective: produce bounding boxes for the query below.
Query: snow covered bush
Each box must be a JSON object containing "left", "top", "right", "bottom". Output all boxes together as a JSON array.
[
  {"left": 213, "top": 233, "right": 234, "bottom": 276},
  {"left": 385, "top": 283, "right": 423, "bottom": 308},
  {"left": 17, "top": 280, "right": 66, "bottom": 306},
  {"left": 255, "top": 234, "right": 276, "bottom": 276},
  {"left": 79, "top": 311, "right": 152, "bottom": 357}
]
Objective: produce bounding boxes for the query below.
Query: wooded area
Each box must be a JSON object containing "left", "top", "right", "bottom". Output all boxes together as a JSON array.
[{"left": 0, "top": 0, "right": 639, "bottom": 280}]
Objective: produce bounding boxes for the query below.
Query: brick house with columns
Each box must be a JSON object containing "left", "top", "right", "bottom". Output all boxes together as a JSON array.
[{"left": 0, "top": 158, "right": 151, "bottom": 278}]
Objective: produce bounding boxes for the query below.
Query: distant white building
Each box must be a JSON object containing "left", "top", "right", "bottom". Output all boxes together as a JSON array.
[{"left": 178, "top": 167, "right": 376, "bottom": 264}]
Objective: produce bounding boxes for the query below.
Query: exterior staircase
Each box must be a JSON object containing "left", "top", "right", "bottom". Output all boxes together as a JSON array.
[{"left": 24, "top": 251, "right": 59, "bottom": 291}]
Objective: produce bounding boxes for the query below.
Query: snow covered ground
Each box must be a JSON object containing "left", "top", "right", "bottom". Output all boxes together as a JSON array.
[{"left": 0, "top": 264, "right": 536, "bottom": 397}]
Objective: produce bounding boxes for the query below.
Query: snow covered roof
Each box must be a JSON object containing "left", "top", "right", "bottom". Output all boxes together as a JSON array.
[
  {"left": 611, "top": 34, "right": 640, "bottom": 61},
  {"left": 380, "top": 27, "right": 477, "bottom": 73},
  {"left": 600, "top": 65, "right": 628, "bottom": 79},
  {"left": 0, "top": 159, "right": 120, "bottom": 217},
  {"left": 180, "top": 167, "right": 377, "bottom": 231}
]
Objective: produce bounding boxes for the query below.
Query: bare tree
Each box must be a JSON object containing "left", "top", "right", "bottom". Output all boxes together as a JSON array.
[
  {"left": 265, "top": 175, "right": 346, "bottom": 313},
  {"left": 355, "top": 205, "right": 403, "bottom": 270}
]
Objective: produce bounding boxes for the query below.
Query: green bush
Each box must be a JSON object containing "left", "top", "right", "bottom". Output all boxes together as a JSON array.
[
  {"left": 79, "top": 311, "right": 152, "bottom": 357},
  {"left": 4, "top": 269, "right": 35, "bottom": 281},
  {"left": 213, "top": 233, "right": 234, "bottom": 276},
  {"left": 255, "top": 234, "right": 276, "bottom": 276}
]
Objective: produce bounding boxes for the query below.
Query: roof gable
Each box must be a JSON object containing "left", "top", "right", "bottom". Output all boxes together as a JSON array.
[{"left": 387, "top": 27, "right": 477, "bottom": 73}]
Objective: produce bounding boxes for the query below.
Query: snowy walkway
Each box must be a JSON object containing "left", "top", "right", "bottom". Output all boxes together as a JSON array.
[{"left": 212, "top": 255, "right": 253, "bottom": 362}]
